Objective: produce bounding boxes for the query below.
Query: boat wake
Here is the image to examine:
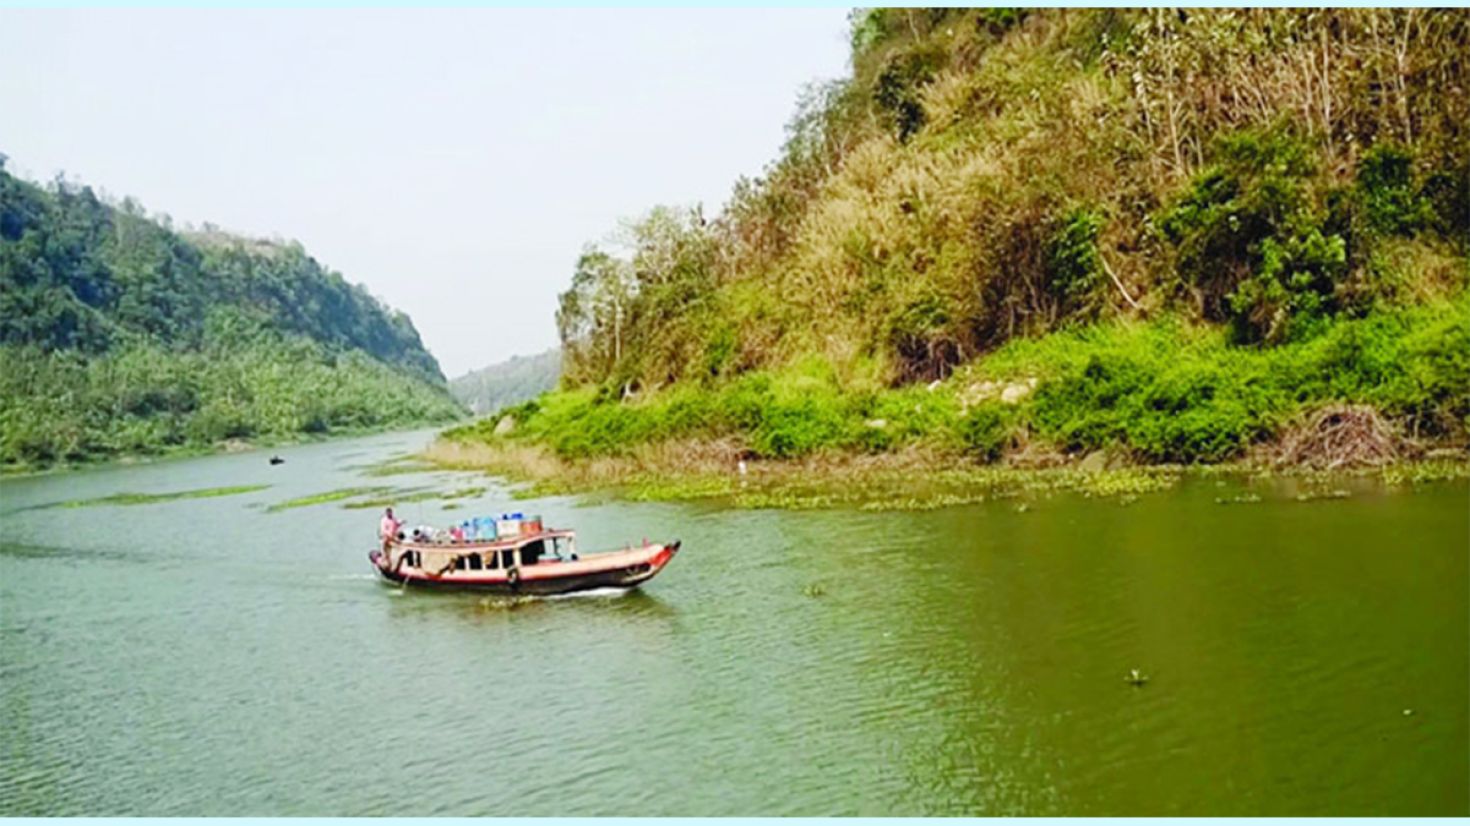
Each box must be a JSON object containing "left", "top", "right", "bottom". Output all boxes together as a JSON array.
[
  {"left": 477, "top": 586, "right": 637, "bottom": 607},
  {"left": 540, "top": 586, "right": 637, "bottom": 601}
]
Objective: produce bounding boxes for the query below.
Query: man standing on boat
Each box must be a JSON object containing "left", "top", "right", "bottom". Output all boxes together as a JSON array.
[{"left": 380, "top": 507, "right": 402, "bottom": 551}]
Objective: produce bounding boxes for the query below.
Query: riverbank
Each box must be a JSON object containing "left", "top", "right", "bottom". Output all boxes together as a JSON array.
[
  {"left": 422, "top": 437, "right": 1468, "bottom": 511},
  {"left": 430, "top": 298, "right": 1468, "bottom": 510}
]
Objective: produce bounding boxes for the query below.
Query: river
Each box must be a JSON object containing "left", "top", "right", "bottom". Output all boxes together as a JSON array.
[{"left": 1, "top": 430, "right": 1465, "bottom": 815}]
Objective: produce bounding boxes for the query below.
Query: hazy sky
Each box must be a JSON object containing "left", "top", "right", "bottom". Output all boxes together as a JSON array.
[{"left": 0, "top": 8, "right": 851, "bottom": 376}]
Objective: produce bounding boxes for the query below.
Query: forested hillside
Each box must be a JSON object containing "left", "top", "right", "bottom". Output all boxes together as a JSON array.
[
  {"left": 450, "top": 349, "right": 561, "bottom": 415},
  {"left": 0, "top": 164, "right": 463, "bottom": 469},
  {"left": 451, "top": 9, "right": 1468, "bottom": 472}
]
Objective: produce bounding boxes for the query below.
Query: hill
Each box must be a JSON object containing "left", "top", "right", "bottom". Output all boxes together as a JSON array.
[
  {"left": 450, "top": 349, "right": 561, "bottom": 415},
  {"left": 0, "top": 164, "right": 464, "bottom": 469},
  {"left": 443, "top": 9, "right": 1468, "bottom": 493}
]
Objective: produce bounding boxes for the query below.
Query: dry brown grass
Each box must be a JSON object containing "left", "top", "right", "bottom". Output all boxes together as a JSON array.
[{"left": 1268, "top": 404, "right": 1412, "bottom": 470}]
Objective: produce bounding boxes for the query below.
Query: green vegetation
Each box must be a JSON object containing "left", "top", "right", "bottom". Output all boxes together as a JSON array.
[
  {"left": 265, "top": 486, "right": 394, "bottom": 512},
  {"left": 1, "top": 165, "right": 464, "bottom": 472},
  {"left": 442, "top": 9, "right": 1468, "bottom": 494},
  {"left": 265, "top": 483, "right": 486, "bottom": 512},
  {"left": 36, "top": 484, "right": 271, "bottom": 510},
  {"left": 450, "top": 349, "right": 561, "bottom": 415},
  {"left": 447, "top": 295, "right": 1467, "bottom": 465},
  {"left": 356, "top": 454, "right": 442, "bottom": 476},
  {"left": 340, "top": 486, "right": 486, "bottom": 509}
]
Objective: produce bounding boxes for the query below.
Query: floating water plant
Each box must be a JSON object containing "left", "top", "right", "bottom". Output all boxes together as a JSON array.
[
  {"left": 40, "top": 484, "right": 271, "bottom": 509},
  {"left": 1294, "top": 489, "right": 1352, "bottom": 502},
  {"left": 266, "top": 486, "right": 393, "bottom": 512},
  {"left": 1214, "top": 493, "right": 1263, "bottom": 505},
  {"left": 340, "top": 486, "right": 486, "bottom": 509},
  {"left": 361, "top": 456, "right": 442, "bottom": 477}
]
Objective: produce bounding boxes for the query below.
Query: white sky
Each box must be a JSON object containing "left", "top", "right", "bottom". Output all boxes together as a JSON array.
[{"left": 0, "top": 8, "right": 851, "bottom": 377}]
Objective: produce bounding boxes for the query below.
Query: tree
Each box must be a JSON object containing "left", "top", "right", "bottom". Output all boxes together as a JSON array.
[{"left": 557, "top": 246, "right": 633, "bottom": 384}]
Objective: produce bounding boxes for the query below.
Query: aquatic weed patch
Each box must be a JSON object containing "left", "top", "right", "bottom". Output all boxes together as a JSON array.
[
  {"left": 38, "top": 484, "right": 271, "bottom": 510},
  {"left": 340, "top": 486, "right": 488, "bottom": 509},
  {"left": 360, "top": 454, "right": 443, "bottom": 477},
  {"left": 429, "top": 426, "right": 1459, "bottom": 511},
  {"left": 1375, "top": 458, "right": 1469, "bottom": 486},
  {"left": 1215, "top": 493, "right": 1264, "bottom": 505},
  {"left": 623, "top": 475, "right": 738, "bottom": 502},
  {"left": 265, "top": 486, "right": 394, "bottom": 512}
]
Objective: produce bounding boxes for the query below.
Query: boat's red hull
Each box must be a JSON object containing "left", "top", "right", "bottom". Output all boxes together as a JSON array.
[{"left": 368, "top": 541, "right": 680, "bottom": 595}]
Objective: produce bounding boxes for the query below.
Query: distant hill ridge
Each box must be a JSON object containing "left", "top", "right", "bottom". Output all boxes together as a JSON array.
[{"left": 450, "top": 348, "right": 561, "bottom": 416}]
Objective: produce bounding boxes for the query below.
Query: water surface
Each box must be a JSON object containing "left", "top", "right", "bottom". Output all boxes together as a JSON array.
[{"left": 1, "top": 431, "right": 1465, "bottom": 815}]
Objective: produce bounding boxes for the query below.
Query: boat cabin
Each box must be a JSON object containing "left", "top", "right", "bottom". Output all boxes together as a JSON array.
[{"left": 388, "top": 529, "right": 577, "bottom": 577}]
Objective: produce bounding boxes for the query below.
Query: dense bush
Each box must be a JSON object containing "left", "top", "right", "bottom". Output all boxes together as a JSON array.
[
  {"left": 457, "top": 295, "right": 1469, "bottom": 466},
  {"left": 959, "top": 405, "right": 1011, "bottom": 461},
  {"left": 1355, "top": 143, "right": 1437, "bottom": 237},
  {"left": 1044, "top": 206, "right": 1107, "bottom": 315},
  {"left": 1157, "top": 127, "right": 1349, "bottom": 345},
  {"left": 1004, "top": 294, "right": 1470, "bottom": 461}
]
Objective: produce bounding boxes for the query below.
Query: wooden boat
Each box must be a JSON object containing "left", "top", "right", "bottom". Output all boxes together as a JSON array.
[{"left": 368, "top": 527, "right": 681, "bottom": 595}]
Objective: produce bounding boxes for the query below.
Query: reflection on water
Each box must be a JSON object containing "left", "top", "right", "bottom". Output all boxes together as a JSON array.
[{"left": 0, "top": 430, "right": 1465, "bottom": 815}]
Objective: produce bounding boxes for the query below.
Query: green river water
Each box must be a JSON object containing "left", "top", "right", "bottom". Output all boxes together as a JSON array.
[{"left": 1, "top": 430, "right": 1466, "bottom": 815}]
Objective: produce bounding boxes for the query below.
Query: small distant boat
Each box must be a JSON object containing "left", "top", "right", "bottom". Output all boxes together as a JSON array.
[
  {"left": 368, "top": 523, "right": 681, "bottom": 595},
  {"left": 269, "top": 455, "right": 285, "bottom": 465}
]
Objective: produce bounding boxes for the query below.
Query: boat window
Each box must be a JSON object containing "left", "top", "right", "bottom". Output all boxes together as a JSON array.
[
  {"left": 467, "top": 554, "right": 482, "bottom": 571},
  {"left": 453, "top": 555, "right": 469, "bottom": 571},
  {"left": 499, "top": 549, "right": 517, "bottom": 569},
  {"left": 521, "top": 540, "right": 545, "bottom": 565},
  {"left": 484, "top": 552, "right": 498, "bottom": 570}
]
